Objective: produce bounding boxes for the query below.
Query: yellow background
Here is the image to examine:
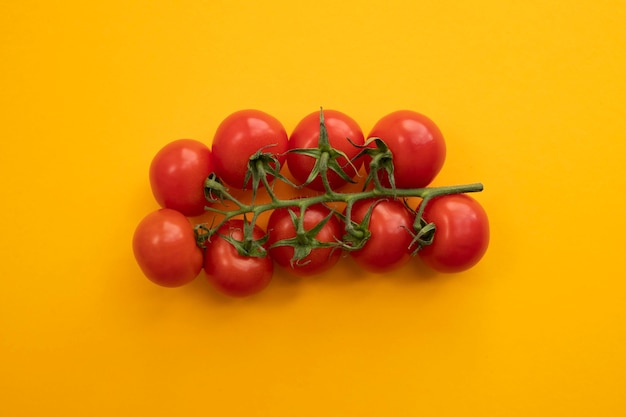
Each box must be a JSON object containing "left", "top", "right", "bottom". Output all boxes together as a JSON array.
[{"left": 1, "top": 0, "right": 625, "bottom": 415}]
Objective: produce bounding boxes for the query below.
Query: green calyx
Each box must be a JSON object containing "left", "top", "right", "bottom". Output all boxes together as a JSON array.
[
  {"left": 352, "top": 137, "right": 396, "bottom": 190},
  {"left": 244, "top": 146, "right": 295, "bottom": 202},
  {"left": 269, "top": 208, "right": 343, "bottom": 265},
  {"left": 408, "top": 217, "right": 436, "bottom": 255},
  {"left": 337, "top": 200, "right": 381, "bottom": 251},
  {"left": 195, "top": 217, "right": 269, "bottom": 257},
  {"left": 286, "top": 109, "right": 358, "bottom": 192},
  {"left": 222, "top": 219, "right": 270, "bottom": 258},
  {"left": 204, "top": 173, "right": 229, "bottom": 203}
]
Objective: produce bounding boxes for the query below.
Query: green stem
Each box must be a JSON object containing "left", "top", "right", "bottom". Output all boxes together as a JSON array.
[
  {"left": 258, "top": 162, "right": 279, "bottom": 203},
  {"left": 319, "top": 152, "right": 335, "bottom": 196},
  {"left": 199, "top": 182, "right": 483, "bottom": 250}
]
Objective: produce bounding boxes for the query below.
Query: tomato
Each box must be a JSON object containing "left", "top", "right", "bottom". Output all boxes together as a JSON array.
[
  {"left": 211, "top": 109, "right": 288, "bottom": 189},
  {"left": 267, "top": 203, "right": 342, "bottom": 276},
  {"left": 366, "top": 110, "right": 446, "bottom": 189},
  {"left": 204, "top": 219, "right": 273, "bottom": 297},
  {"left": 417, "top": 194, "right": 489, "bottom": 273},
  {"left": 132, "top": 209, "right": 203, "bottom": 287},
  {"left": 347, "top": 198, "right": 414, "bottom": 272},
  {"left": 287, "top": 109, "right": 365, "bottom": 191},
  {"left": 149, "top": 139, "right": 214, "bottom": 217}
]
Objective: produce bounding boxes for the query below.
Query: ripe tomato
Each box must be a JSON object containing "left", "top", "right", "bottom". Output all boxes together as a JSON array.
[
  {"left": 211, "top": 109, "right": 288, "bottom": 189},
  {"left": 287, "top": 109, "right": 365, "bottom": 191},
  {"left": 132, "top": 209, "right": 203, "bottom": 287},
  {"left": 204, "top": 219, "right": 273, "bottom": 297},
  {"left": 366, "top": 110, "right": 446, "bottom": 189},
  {"left": 149, "top": 139, "right": 214, "bottom": 217},
  {"left": 417, "top": 194, "right": 489, "bottom": 273},
  {"left": 347, "top": 198, "right": 414, "bottom": 273},
  {"left": 267, "top": 203, "right": 342, "bottom": 276}
]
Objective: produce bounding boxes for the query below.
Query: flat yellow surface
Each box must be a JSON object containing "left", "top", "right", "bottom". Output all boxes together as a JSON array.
[{"left": 2, "top": 1, "right": 625, "bottom": 415}]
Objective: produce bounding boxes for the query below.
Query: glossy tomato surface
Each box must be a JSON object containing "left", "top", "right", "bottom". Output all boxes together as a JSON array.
[
  {"left": 204, "top": 219, "right": 273, "bottom": 297},
  {"left": 149, "top": 139, "right": 214, "bottom": 217},
  {"left": 267, "top": 203, "right": 342, "bottom": 276},
  {"left": 366, "top": 110, "right": 446, "bottom": 189},
  {"left": 132, "top": 208, "right": 204, "bottom": 287},
  {"left": 348, "top": 198, "right": 414, "bottom": 273},
  {"left": 287, "top": 109, "right": 364, "bottom": 191},
  {"left": 418, "top": 194, "right": 489, "bottom": 273},
  {"left": 211, "top": 109, "right": 288, "bottom": 189}
]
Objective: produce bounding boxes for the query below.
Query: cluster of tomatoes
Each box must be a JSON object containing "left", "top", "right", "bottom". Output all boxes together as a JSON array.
[{"left": 132, "top": 109, "right": 489, "bottom": 298}]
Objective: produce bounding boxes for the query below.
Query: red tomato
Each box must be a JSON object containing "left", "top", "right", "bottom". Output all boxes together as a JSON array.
[
  {"left": 211, "top": 109, "right": 288, "bottom": 189},
  {"left": 204, "top": 219, "right": 273, "bottom": 297},
  {"left": 418, "top": 194, "right": 489, "bottom": 273},
  {"left": 267, "top": 203, "right": 342, "bottom": 276},
  {"left": 287, "top": 109, "right": 365, "bottom": 191},
  {"left": 348, "top": 198, "right": 414, "bottom": 273},
  {"left": 366, "top": 110, "right": 446, "bottom": 188},
  {"left": 149, "top": 139, "right": 214, "bottom": 217},
  {"left": 132, "top": 209, "right": 203, "bottom": 287}
]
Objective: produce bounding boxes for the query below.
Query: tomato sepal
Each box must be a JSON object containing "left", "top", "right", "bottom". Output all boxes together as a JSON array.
[
  {"left": 204, "top": 173, "right": 229, "bottom": 203},
  {"left": 340, "top": 199, "right": 386, "bottom": 251},
  {"left": 351, "top": 137, "right": 395, "bottom": 190},
  {"left": 244, "top": 146, "right": 296, "bottom": 202},
  {"left": 220, "top": 219, "right": 270, "bottom": 258},
  {"left": 269, "top": 207, "right": 342, "bottom": 266},
  {"left": 286, "top": 109, "right": 359, "bottom": 191},
  {"left": 408, "top": 217, "right": 437, "bottom": 255}
]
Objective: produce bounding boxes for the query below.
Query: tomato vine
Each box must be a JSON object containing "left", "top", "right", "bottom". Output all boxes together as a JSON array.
[
  {"left": 194, "top": 109, "right": 483, "bottom": 262},
  {"left": 135, "top": 107, "right": 489, "bottom": 296}
]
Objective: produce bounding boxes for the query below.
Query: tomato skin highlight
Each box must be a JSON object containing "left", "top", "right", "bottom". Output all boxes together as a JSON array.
[
  {"left": 211, "top": 109, "right": 288, "bottom": 189},
  {"left": 348, "top": 199, "right": 414, "bottom": 273},
  {"left": 204, "top": 220, "right": 273, "bottom": 297},
  {"left": 132, "top": 209, "right": 204, "bottom": 287},
  {"left": 287, "top": 109, "right": 365, "bottom": 191},
  {"left": 149, "top": 139, "right": 214, "bottom": 217},
  {"left": 366, "top": 110, "right": 446, "bottom": 189},
  {"left": 267, "top": 204, "right": 342, "bottom": 276},
  {"left": 418, "top": 194, "right": 489, "bottom": 273}
]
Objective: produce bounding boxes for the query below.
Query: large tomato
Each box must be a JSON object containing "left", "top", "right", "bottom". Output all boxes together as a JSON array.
[
  {"left": 366, "top": 110, "right": 446, "bottom": 189},
  {"left": 417, "top": 194, "right": 489, "bottom": 273},
  {"left": 211, "top": 109, "right": 288, "bottom": 189},
  {"left": 347, "top": 198, "right": 414, "bottom": 273},
  {"left": 287, "top": 109, "right": 365, "bottom": 191},
  {"left": 149, "top": 139, "right": 214, "bottom": 217},
  {"left": 204, "top": 219, "right": 273, "bottom": 297},
  {"left": 267, "top": 203, "right": 342, "bottom": 276},
  {"left": 132, "top": 209, "right": 204, "bottom": 287}
]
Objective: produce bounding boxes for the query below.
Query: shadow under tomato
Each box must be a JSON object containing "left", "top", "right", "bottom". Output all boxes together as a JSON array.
[
  {"left": 171, "top": 247, "right": 463, "bottom": 307},
  {"left": 178, "top": 266, "right": 305, "bottom": 308},
  {"left": 404, "top": 255, "right": 442, "bottom": 282}
]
